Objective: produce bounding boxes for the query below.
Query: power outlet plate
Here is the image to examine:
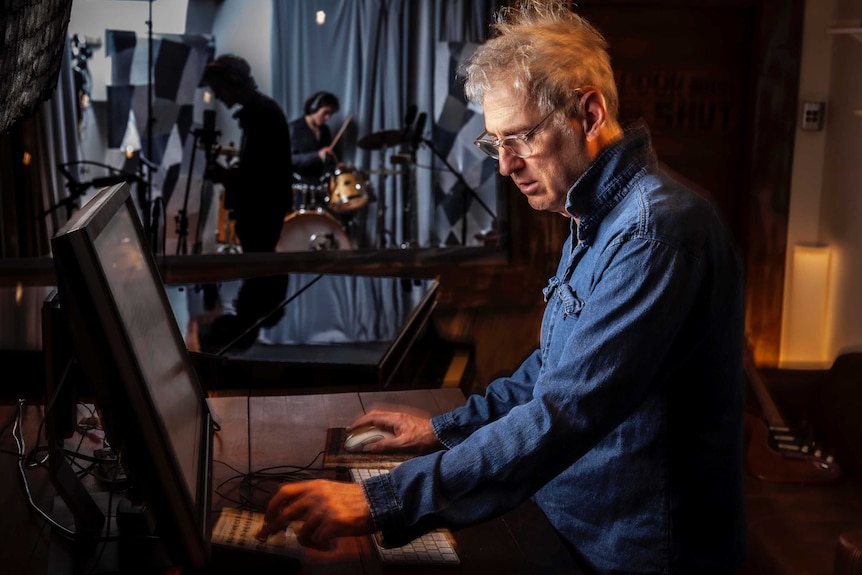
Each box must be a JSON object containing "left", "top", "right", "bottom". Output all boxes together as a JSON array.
[{"left": 801, "top": 101, "right": 825, "bottom": 131}]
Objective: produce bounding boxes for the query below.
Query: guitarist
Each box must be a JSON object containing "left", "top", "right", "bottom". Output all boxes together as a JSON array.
[{"left": 201, "top": 54, "right": 293, "bottom": 253}]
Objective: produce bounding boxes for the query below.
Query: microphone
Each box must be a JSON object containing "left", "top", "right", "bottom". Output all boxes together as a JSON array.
[
  {"left": 404, "top": 105, "right": 418, "bottom": 127},
  {"left": 401, "top": 105, "right": 418, "bottom": 141},
  {"left": 410, "top": 112, "right": 427, "bottom": 151}
]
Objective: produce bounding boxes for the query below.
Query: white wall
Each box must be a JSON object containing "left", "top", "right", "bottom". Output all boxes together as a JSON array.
[
  {"left": 819, "top": 0, "right": 862, "bottom": 361},
  {"left": 780, "top": 0, "right": 835, "bottom": 368},
  {"left": 782, "top": 0, "right": 862, "bottom": 367}
]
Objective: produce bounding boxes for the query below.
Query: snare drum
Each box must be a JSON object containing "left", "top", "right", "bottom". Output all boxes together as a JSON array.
[
  {"left": 275, "top": 209, "right": 353, "bottom": 252},
  {"left": 328, "top": 167, "right": 370, "bottom": 213}
]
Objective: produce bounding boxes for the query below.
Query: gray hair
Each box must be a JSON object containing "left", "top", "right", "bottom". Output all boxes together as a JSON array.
[{"left": 462, "top": 0, "right": 619, "bottom": 121}]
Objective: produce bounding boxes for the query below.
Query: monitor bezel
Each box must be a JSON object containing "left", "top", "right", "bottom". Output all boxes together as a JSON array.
[{"left": 50, "top": 182, "right": 213, "bottom": 569}]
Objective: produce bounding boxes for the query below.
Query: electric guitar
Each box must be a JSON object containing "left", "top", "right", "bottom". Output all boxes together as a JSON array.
[{"left": 743, "top": 346, "right": 842, "bottom": 484}]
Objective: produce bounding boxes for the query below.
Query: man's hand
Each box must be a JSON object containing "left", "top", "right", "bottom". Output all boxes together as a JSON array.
[
  {"left": 347, "top": 410, "right": 443, "bottom": 454},
  {"left": 257, "top": 480, "right": 374, "bottom": 551},
  {"left": 319, "top": 145, "right": 340, "bottom": 164}
]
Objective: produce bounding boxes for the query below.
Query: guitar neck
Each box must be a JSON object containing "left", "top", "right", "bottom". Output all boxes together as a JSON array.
[
  {"left": 742, "top": 343, "right": 842, "bottom": 484},
  {"left": 743, "top": 347, "right": 787, "bottom": 429}
]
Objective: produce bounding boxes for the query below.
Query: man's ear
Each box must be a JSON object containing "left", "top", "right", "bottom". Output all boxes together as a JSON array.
[{"left": 579, "top": 89, "right": 607, "bottom": 141}]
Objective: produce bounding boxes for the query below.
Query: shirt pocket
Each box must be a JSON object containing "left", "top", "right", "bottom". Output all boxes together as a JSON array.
[{"left": 543, "top": 275, "right": 585, "bottom": 320}]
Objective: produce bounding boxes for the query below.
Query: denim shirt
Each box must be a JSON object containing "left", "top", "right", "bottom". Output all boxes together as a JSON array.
[{"left": 361, "top": 122, "right": 748, "bottom": 574}]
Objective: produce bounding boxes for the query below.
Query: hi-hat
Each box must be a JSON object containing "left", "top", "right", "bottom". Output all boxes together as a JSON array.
[{"left": 357, "top": 129, "right": 403, "bottom": 150}]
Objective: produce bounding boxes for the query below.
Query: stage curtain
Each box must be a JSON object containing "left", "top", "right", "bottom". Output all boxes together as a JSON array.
[
  {"left": 0, "top": 36, "right": 82, "bottom": 257},
  {"left": 271, "top": 0, "right": 500, "bottom": 250}
]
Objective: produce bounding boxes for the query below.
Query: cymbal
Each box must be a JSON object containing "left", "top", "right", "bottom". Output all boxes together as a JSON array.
[{"left": 357, "top": 129, "right": 403, "bottom": 150}]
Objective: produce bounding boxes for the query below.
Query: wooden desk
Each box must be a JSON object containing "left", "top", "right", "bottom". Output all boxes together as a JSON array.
[
  {"left": 208, "top": 388, "right": 580, "bottom": 574},
  {"left": 0, "top": 389, "right": 580, "bottom": 574}
]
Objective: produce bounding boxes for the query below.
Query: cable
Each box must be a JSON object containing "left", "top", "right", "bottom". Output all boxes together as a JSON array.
[
  {"left": 215, "top": 273, "right": 325, "bottom": 356},
  {"left": 11, "top": 397, "right": 128, "bottom": 545},
  {"left": 211, "top": 450, "right": 326, "bottom": 512},
  {"left": 13, "top": 398, "right": 76, "bottom": 539}
]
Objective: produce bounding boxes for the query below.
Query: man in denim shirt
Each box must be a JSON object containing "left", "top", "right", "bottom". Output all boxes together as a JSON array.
[{"left": 257, "top": 1, "right": 747, "bottom": 572}]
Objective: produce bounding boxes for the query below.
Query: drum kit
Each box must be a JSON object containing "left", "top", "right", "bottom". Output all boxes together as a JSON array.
[
  {"left": 214, "top": 124, "right": 407, "bottom": 253},
  {"left": 277, "top": 167, "right": 371, "bottom": 252},
  {"left": 277, "top": 124, "right": 410, "bottom": 253}
]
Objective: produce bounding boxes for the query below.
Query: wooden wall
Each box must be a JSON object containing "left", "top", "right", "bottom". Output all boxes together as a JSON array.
[
  {"left": 579, "top": 0, "right": 803, "bottom": 367},
  {"left": 436, "top": 0, "right": 805, "bottom": 385}
]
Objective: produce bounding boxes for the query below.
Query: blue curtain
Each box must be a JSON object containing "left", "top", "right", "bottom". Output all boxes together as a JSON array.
[{"left": 272, "top": 0, "right": 500, "bottom": 249}]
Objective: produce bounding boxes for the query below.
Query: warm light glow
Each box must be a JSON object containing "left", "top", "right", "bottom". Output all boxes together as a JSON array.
[
  {"left": 781, "top": 243, "right": 831, "bottom": 368},
  {"left": 203, "top": 90, "right": 212, "bottom": 104},
  {"left": 21, "top": 152, "right": 31, "bottom": 166},
  {"left": 15, "top": 283, "right": 23, "bottom": 305},
  {"left": 316, "top": 10, "right": 326, "bottom": 25},
  {"left": 120, "top": 114, "right": 141, "bottom": 157}
]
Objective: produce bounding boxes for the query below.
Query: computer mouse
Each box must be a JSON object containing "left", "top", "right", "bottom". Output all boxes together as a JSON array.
[{"left": 343, "top": 425, "right": 396, "bottom": 453}]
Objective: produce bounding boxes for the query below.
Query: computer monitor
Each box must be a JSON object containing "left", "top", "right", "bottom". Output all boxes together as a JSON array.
[{"left": 50, "top": 182, "right": 214, "bottom": 570}]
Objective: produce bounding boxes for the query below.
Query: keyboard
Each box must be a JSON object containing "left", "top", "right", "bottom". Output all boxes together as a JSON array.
[
  {"left": 349, "top": 467, "right": 461, "bottom": 566},
  {"left": 211, "top": 507, "right": 303, "bottom": 561}
]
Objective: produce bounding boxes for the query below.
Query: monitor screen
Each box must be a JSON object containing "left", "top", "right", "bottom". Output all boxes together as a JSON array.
[{"left": 50, "top": 182, "right": 213, "bottom": 569}]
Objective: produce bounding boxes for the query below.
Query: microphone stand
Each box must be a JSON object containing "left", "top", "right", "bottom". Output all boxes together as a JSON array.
[
  {"left": 394, "top": 148, "right": 417, "bottom": 249},
  {"left": 175, "top": 134, "right": 195, "bottom": 255},
  {"left": 46, "top": 162, "right": 143, "bottom": 219},
  {"left": 176, "top": 128, "right": 219, "bottom": 255},
  {"left": 143, "top": 0, "right": 155, "bottom": 243},
  {"left": 135, "top": 153, "right": 162, "bottom": 250},
  {"left": 375, "top": 159, "right": 388, "bottom": 249},
  {"left": 418, "top": 135, "right": 497, "bottom": 246}
]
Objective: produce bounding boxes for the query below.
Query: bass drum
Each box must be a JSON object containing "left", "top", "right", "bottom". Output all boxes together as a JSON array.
[{"left": 275, "top": 209, "right": 353, "bottom": 252}]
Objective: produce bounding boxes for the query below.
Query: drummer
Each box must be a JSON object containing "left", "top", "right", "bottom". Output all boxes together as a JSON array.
[{"left": 289, "top": 91, "right": 344, "bottom": 198}]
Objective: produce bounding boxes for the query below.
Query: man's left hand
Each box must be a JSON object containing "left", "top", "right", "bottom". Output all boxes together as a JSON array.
[{"left": 256, "top": 479, "right": 375, "bottom": 551}]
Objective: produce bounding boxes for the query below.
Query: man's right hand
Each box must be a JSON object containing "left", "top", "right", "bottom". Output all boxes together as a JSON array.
[{"left": 347, "top": 410, "right": 443, "bottom": 454}]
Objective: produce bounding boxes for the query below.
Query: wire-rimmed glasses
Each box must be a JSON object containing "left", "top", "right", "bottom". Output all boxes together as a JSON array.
[{"left": 473, "top": 109, "right": 556, "bottom": 160}]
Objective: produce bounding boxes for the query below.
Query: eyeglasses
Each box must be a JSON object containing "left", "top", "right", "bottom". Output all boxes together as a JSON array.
[{"left": 473, "top": 109, "right": 556, "bottom": 160}]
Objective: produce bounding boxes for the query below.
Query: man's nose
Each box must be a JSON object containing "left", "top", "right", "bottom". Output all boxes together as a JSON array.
[{"left": 497, "top": 147, "right": 523, "bottom": 177}]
